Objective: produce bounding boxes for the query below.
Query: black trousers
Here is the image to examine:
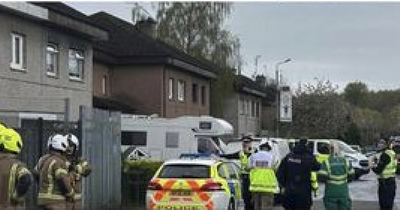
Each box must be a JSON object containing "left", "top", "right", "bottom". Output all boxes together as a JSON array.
[
  {"left": 242, "top": 174, "right": 253, "bottom": 210},
  {"left": 378, "top": 177, "right": 396, "bottom": 210}
]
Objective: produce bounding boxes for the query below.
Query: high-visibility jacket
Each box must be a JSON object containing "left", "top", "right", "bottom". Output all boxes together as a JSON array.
[
  {"left": 249, "top": 151, "right": 278, "bottom": 193},
  {"left": 311, "top": 172, "right": 318, "bottom": 193},
  {"left": 0, "top": 152, "right": 32, "bottom": 209},
  {"left": 240, "top": 151, "right": 250, "bottom": 175},
  {"left": 378, "top": 150, "right": 397, "bottom": 179},
  {"left": 317, "top": 154, "right": 330, "bottom": 164},
  {"left": 35, "top": 152, "right": 74, "bottom": 206},
  {"left": 319, "top": 156, "right": 354, "bottom": 198}
]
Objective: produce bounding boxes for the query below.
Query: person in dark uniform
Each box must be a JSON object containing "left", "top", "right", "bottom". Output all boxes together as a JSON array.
[
  {"left": 373, "top": 139, "right": 397, "bottom": 210},
  {"left": 221, "top": 136, "right": 254, "bottom": 210},
  {"left": 277, "top": 138, "right": 320, "bottom": 210}
]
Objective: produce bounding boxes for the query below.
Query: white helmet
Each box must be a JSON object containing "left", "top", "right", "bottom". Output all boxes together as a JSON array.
[
  {"left": 49, "top": 134, "right": 69, "bottom": 152},
  {"left": 65, "top": 134, "right": 79, "bottom": 149}
]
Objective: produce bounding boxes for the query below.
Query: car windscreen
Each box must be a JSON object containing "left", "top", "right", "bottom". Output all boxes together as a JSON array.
[{"left": 158, "top": 164, "right": 210, "bottom": 179}]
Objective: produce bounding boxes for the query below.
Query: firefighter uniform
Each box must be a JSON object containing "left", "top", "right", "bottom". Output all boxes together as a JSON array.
[
  {"left": 35, "top": 152, "right": 74, "bottom": 210},
  {"left": 0, "top": 128, "right": 32, "bottom": 210},
  {"left": 248, "top": 142, "right": 278, "bottom": 210},
  {"left": 67, "top": 159, "right": 91, "bottom": 210},
  {"left": 319, "top": 155, "right": 354, "bottom": 210},
  {"left": 373, "top": 148, "right": 397, "bottom": 210}
]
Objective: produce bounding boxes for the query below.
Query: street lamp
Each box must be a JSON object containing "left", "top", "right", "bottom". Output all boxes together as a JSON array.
[{"left": 275, "top": 58, "right": 291, "bottom": 137}]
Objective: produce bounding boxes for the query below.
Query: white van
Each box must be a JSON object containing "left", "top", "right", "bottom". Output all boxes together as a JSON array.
[
  {"left": 121, "top": 115, "right": 233, "bottom": 161},
  {"left": 225, "top": 137, "right": 290, "bottom": 163},
  {"left": 290, "top": 139, "right": 370, "bottom": 179}
]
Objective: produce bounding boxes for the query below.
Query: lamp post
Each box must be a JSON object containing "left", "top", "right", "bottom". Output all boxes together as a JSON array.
[{"left": 275, "top": 58, "right": 291, "bottom": 137}]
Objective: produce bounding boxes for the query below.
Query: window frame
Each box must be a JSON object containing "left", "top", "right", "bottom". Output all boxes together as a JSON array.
[
  {"left": 177, "top": 80, "right": 186, "bottom": 102},
  {"left": 168, "top": 78, "right": 174, "bottom": 100},
  {"left": 68, "top": 48, "right": 85, "bottom": 81},
  {"left": 102, "top": 75, "right": 107, "bottom": 95},
  {"left": 10, "top": 33, "right": 26, "bottom": 71},
  {"left": 192, "top": 83, "right": 198, "bottom": 104},
  {"left": 46, "top": 43, "right": 59, "bottom": 77},
  {"left": 201, "top": 85, "right": 206, "bottom": 106}
]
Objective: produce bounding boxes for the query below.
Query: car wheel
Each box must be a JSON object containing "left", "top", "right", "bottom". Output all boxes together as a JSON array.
[{"left": 228, "top": 199, "right": 235, "bottom": 210}]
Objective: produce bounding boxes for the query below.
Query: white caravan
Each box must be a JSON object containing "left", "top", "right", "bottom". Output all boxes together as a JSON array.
[{"left": 121, "top": 115, "right": 233, "bottom": 161}]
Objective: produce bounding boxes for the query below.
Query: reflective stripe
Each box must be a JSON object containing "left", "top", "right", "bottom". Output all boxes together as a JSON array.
[
  {"left": 55, "top": 168, "right": 68, "bottom": 178},
  {"left": 38, "top": 193, "right": 66, "bottom": 200},
  {"left": 47, "top": 160, "right": 56, "bottom": 195},
  {"left": 17, "top": 167, "right": 31, "bottom": 179},
  {"left": 249, "top": 168, "right": 277, "bottom": 193},
  {"left": 7, "top": 163, "right": 18, "bottom": 201},
  {"left": 74, "top": 193, "right": 82, "bottom": 200},
  {"left": 327, "top": 180, "right": 347, "bottom": 185}
]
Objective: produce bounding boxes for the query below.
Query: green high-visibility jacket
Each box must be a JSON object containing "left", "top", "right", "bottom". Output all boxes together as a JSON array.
[{"left": 319, "top": 156, "right": 354, "bottom": 198}]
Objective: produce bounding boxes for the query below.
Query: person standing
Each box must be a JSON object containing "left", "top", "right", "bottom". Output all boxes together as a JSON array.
[
  {"left": 65, "top": 134, "right": 91, "bottom": 210},
  {"left": 0, "top": 128, "right": 32, "bottom": 210},
  {"left": 35, "top": 134, "right": 75, "bottom": 210},
  {"left": 373, "top": 139, "right": 397, "bottom": 210},
  {"left": 248, "top": 141, "right": 279, "bottom": 210},
  {"left": 277, "top": 138, "right": 320, "bottom": 210},
  {"left": 221, "top": 136, "right": 254, "bottom": 210},
  {"left": 319, "top": 142, "right": 354, "bottom": 210}
]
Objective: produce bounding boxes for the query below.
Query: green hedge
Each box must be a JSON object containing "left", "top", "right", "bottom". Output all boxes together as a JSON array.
[{"left": 121, "top": 160, "right": 164, "bottom": 208}]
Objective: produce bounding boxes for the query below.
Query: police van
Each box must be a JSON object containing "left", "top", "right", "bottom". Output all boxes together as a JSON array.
[{"left": 146, "top": 153, "right": 243, "bottom": 210}]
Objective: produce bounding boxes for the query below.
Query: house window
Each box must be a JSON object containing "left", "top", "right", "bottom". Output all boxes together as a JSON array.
[
  {"left": 168, "top": 78, "right": 174, "bottom": 100},
  {"left": 201, "top": 86, "right": 206, "bottom": 106},
  {"left": 247, "top": 100, "right": 251, "bottom": 116},
  {"left": 68, "top": 49, "right": 84, "bottom": 80},
  {"left": 256, "top": 101, "right": 260, "bottom": 117},
  {"left": 177, "top": 80, "right": 185, "bottom": 102},
  {"left": 240, "top": 97, "right": 245, "bottom": 115},
  {"left": 121, "top": 131, "right": 147, "bottom": 146},
  {"left": 46, "top": 44, "right": 58, "bottom": 77},
  {"left": 102, "top": 75, "right": 107, "bottom": 95},
  {"left": 11, "top": 33, "right": 26, "bottom": 70},
  {"left": 192, "top": 83, "right": 198, "bottom": 103}
]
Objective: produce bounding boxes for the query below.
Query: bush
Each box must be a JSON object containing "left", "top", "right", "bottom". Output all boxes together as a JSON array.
[{"left": 121, "top": 160, "right": 163, "bottom": 208}]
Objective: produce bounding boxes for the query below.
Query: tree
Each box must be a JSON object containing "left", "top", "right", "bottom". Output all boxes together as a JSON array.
[
  {"left": 283, "top": 79, "right": 351, "bottom": 139},
  {"left": 343, "top": 81, "right": 369, "bottom": 107},
  {"left": 155, "top": 3, "right": 242, "bottom": 117}
]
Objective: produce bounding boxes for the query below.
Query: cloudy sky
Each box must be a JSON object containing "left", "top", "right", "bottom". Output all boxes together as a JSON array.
[{"left": 67, "top": 2, "right": 400, "bottom": 91}]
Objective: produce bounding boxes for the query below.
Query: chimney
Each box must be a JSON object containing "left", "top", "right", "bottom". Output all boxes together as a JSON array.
[{"left": 135, "top": 17, "right": 157, "bottom": 37}]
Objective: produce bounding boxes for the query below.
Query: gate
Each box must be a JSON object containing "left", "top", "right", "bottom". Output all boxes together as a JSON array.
[{"left": 80, "top": 106, "right": 122, "bottom": 210}]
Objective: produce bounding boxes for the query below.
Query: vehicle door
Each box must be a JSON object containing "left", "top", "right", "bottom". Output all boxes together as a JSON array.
[{"left": 227, "top": 162, "right": 242, "bottom": 203}]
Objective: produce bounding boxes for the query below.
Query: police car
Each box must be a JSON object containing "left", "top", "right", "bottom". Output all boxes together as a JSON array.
[{"left": 146, "top": 153, "right": 243, "bottom": 210}]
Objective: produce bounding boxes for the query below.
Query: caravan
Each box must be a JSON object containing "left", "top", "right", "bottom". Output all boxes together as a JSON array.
[{"left": 121, "top": 115, "right": 233, "bottom": 161}]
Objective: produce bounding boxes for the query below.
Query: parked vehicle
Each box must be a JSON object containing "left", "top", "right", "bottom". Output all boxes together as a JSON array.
[
  {"left": 350, "top": 145, "right": 362, "bottom": 153},
  {"left": 304, "top": 139, "right": 370, "bottom": 180},
  {"left": 121, "top": 115, "right": 233, "bottom": 161},
  {"left": 146, "top": 154, "right": 243, "bottom": 210}
]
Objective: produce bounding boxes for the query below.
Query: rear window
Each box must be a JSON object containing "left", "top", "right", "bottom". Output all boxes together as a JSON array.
[{"left": 158, "top": 164, "right": 210, "bottom": 179}]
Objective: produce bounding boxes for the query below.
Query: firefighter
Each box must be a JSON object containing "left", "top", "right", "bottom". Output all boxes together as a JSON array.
[
  {"left": 221, "top": 136, "right": 254, "bottom": 210},
  {"left": 0, "top": 128, "right": 32, "bottom": 210},
  {"left": 277, "top": 138, "right": 320, "bottom": 210},
  {"left": 35, "top": 134, "right": 75, "bottom": 210},
  {"left": 248, "top": 141, "right": 279, "bottom": 210},
  {"left": 65, "top": 134, "right": 91, "bottom": 210},
  {"left": 373, "top": 139, "right": 397, "bottom": 210},
  {"left": 319, "top": 142, "right": 354, "bottom": 210}
]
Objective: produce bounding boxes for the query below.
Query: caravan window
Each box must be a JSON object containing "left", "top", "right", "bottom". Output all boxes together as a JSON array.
[
  {"left": 166, "top": 132, "right": 179, "bottom": 148},
  {"left": 121, "top": 131, "right": 147, "bottom": 146},
  {"left": 198, "top": 138, "right": 219, "bottom": 153}
]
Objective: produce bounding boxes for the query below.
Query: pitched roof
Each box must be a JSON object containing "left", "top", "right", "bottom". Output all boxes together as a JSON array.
[
  {"left": 234, "top": 75, "right": 277, "bottom": 103},
  {"left": 89, "top": 12, "right": 218, "bottom": 78}
]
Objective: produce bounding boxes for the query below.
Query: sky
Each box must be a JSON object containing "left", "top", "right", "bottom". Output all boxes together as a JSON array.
[{"left": 67, "top": 2, "right": 400, "bottom": 91}]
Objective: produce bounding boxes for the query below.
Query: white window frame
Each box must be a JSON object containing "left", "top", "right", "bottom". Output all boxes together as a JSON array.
[
  {"left": 68, "top": 49, "right": 85, "bottom": 81},
  {"left": 46, "top": 43, "right": 58, "bottom": 77},
  {"left": 177, "top": 80, "right": 185, "bottom": 102},
  {"left": 168, "top": 78, "right": 174, "bottom": 100},
  {"left": 10, "top": 33, "right": 26, "bottom": 71},
  {"left": 102, "top": 75, "right": 107, "bottom": 95}
]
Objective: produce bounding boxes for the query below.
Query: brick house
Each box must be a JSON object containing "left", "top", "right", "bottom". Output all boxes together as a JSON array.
[
  {"left": 89, "top": 12, "right": 217, "bottom": 117},
  {"left": 0, "top": 2, "right": 107, "bottom": 125}
]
